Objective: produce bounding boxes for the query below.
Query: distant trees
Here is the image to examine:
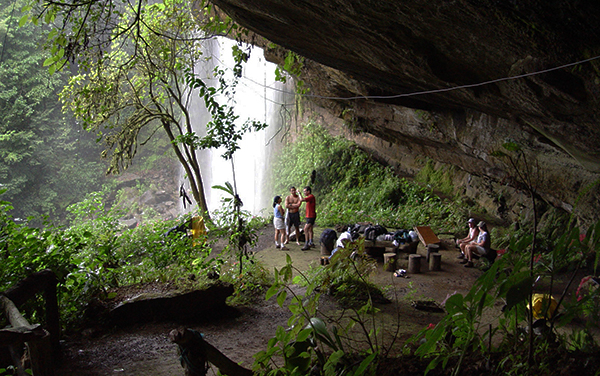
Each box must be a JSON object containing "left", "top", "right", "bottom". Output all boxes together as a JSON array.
[
  {"left": 0, "top": 0, "right": 105, "bottom": 221},
  {"left": 23, "top": 0, "right": 267, "bottom": 220}
]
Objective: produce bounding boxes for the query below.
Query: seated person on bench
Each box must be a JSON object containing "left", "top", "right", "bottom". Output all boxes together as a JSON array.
[
  {"left": 457, "top": 218, "right": 479, "bottom": 259},
  {"left": 462, "top": 221, "right": 490, "bottom": 268}
]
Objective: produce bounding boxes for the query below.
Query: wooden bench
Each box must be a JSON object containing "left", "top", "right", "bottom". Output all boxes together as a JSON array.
[{"left": 363, "top": 238, "right": 419, "bottom": 259}]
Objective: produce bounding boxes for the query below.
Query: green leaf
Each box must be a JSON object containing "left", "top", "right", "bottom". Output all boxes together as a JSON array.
[
  {"left": 19, "top": 14, "right": 29, "bottom": 27},
  {"left": 505, "top": 276, "right": 534, "bottom": 312},
  {"left": 296, "top": 328, "right": 312, "bottom": 342},
  {"left": 276, "top": 290, "right": 287, "bottom": 307},
  {"left": 444, "top": 293, "right": 464, "bottom": 315},
  {"left": 43, "top": 56, "right": 55, "bottom": 67},
  {"left": 266, "top": 284, "right": 279, "bottom": 301},
  {"left": 415, "top": 323, "right": 445, "bottom": 356},
  {"left": 354, "top": 352, "right": 377, "bottom": 375}
]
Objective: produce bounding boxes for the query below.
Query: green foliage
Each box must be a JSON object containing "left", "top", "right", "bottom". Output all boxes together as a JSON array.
[
  {"left": 271, "top": 123, "right": 468, "bottom": 233},
  {"left": 219, "top": 258, "right": 273, "bottom": 306},
  {"left": 415, "top": 158, "right": 458, "bottom": 198},
  {"left": 300, "top": 240, "right": 383, "bottom": 309},
  {"left": 410, "top": 219, "right": 600, "bottom": 375},
  {"left": 185, "top": 63, "right": 268, "bottom": 161},
  {"left": 255, "top": 242, "right": 388, "bottom": 375},
  {"left": 0, "top": 189, "right": 214, "bottom": 331},
  {"left": 209, "top": 182, "right": 270, "bottom": 302},
  {"left": 0, "top": 0, "right": 106, "bottom": 221},
  {"left": 210, "top": 182, "right": 262, "bottom": 254},
  {"left": 22, "top": 0, "right": 267, "bottom": 217},
  {"left": 274, "top": 50, "right": 308, "bottom": 95}
]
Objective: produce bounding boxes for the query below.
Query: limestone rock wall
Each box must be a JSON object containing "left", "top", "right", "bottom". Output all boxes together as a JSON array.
[{"left": 210, "top": 0, "right": 600, "bottom": 228}]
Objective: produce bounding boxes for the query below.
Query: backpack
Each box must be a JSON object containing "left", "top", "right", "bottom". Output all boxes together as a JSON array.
[
  {"left": 364, "top": 225, "right": 388, "bottom": 241},
  {"left": 393, "top": 229, "right": 412, "bottom": 244},
  {"left": 320, "top": 229, "right": 338, "bottom": 250},
  {"left": 350, "top": 223, "right": 371, "bottom": 234}
]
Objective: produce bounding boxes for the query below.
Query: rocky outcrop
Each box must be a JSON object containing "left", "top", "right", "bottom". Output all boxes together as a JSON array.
[
  {"left": 109, "top": 282, "right": 234, "bottom": 326},
  {"left": 210, "top": 0, "right": 600, "bottom": 228}
]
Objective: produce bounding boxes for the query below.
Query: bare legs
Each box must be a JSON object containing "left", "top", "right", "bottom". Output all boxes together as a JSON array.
[
  {"left": 463, "top": 244, "right": 476, "bottom": 267},
  {"left": 275, "top": 228, "right": 288, "bottom": 250},
  {"left": 302, "top": 222, "right": 314, "bottom": 250},
  {"left": 286, "top": 224, "right": 300, "bottom": 245}
]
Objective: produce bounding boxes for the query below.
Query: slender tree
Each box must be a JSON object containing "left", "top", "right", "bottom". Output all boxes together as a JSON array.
[{"left": 25, "top": 0, "right": 266, "bottom": 220}]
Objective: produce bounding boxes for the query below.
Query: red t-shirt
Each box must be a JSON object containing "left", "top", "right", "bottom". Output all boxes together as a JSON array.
[{"left": 303, "top": 194, "right": 316, "bottom": 218}]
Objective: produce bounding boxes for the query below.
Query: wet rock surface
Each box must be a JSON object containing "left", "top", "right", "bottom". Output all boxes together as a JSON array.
[{"left": 210, "top": 0, "right": 600, "bottom": 227}]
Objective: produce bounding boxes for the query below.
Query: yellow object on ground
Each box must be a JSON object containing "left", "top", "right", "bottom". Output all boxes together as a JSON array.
[
  {"left": 528, "top": 294, "right": 558, "bottom": 320},
  {"left": 190, "top": 216, "right": 206, "bottom": 245}
]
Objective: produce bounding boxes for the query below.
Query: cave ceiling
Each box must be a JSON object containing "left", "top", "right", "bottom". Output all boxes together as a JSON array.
[{"left": 208, "top": 0, "right": 600, "bottom": 225}]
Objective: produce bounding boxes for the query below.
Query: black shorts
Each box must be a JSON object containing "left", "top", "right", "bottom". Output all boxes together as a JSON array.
[
  {"left": 306, "top": 217, "right": 316, "bottom": 226},
  {"left": 287, "top": 211, "right": 301, "bottom": 227}
]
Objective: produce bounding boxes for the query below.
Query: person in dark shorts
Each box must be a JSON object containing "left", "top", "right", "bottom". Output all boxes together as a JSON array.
[
  {"left": 301, "top": 186, "right": 316, "bottom": 250},
  {"left": 284, "top": 186, "right": 303, "bottom": 245}
]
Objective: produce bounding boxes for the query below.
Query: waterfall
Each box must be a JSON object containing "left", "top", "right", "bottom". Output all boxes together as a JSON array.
[{"left": 181, "top": 37, "right": 293, "bottom": 217}]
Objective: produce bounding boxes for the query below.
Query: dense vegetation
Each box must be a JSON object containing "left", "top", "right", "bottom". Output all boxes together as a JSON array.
[
  {"left": 273, "top": 122, "right": 479, "bottom": 235},
  {"left": 2, "top": 0, "right": 599, "bottom": 373},
  {"left": 1, "top": 115, "right": 599, "bottom": 375},
  {"left": 0, "top": 186, "right": 270, "bottom": 332},
  {"left": 0, "top": 0, "right": 107, "bottom": 221}
]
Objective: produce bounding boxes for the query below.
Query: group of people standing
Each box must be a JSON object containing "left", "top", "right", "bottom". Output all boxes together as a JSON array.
[
  {"left": 272, "top": 186, "right": 316, "bottom": 251},
  {"left": 455, "top": 218, "right": 491, "bottom": 267}
]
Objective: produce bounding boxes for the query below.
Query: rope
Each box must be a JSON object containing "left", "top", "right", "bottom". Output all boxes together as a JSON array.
[{"left": 208, "top": 42, "right": 600, "bottom": 102}]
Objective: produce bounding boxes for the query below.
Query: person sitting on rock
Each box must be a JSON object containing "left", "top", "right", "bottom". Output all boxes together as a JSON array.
[
  {"left": 462, "top": 221, "right": 491, "bottom": 268},
  {"left": 456, "top": 218, "right": 479, "bottom": 260}
]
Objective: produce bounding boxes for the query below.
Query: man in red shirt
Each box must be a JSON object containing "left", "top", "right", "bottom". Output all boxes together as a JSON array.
[{"left": 301, "top": 186, "right": 316, "bottom": 250}]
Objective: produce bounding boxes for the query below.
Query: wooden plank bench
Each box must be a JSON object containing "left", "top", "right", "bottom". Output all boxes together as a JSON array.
[{"left": 363, "top": 238, "right": 419, "bottom": 259}]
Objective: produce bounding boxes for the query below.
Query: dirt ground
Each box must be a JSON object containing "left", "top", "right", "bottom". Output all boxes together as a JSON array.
[{"left": 53, "top": 225, "right": 533, "bottom": 375}]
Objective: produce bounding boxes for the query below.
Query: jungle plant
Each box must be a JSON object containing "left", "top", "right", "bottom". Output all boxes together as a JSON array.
[
  {"left": 274, "top": 50, "right": 308, "bottom": 95},
  {"left": 219, "top": 257, "right": 273, "bottom": 306},
  {"left": 415, "top": 158, "right": 458, "bottom": 198},
  {"left": 210, "top": 182, "right": 263, "bottom": 275},
  {"left": 411, "top": 219, "right": 600, "bottom": 375},
  {"left": 271, "top": 122, "right": 468, "bottom": 234},
  {"left": 0, "top": 185, "right": 219, "bottom": 331},
  {"left": 254, "top": 241, "right": 392, "bottom": 375}
]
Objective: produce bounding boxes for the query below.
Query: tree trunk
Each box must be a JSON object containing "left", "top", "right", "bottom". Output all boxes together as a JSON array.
[
  {"left": 162, "top": 120, "right": 211, "bottom": 221},
  {"left": 170, "top": 328, "right": 253, "bottom": 376},
  {"left": 1, "top": 295, "right": 54, "bottom": 376},
  {"left": 3, "top": 269, "right": 60, "bottom": 358}
]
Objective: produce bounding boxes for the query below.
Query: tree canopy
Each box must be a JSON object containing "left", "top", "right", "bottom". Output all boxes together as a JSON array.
[
  {"left": 0, "top": 0, "right": 106, "bottom": 221},
  {"left": 20, "top": 0, "right": 267, "bottom": 219}
]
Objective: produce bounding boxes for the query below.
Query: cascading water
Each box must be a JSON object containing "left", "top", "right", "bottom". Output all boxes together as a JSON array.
[{"left": 180, "top": 37, "right": 293, "bottom": 217}]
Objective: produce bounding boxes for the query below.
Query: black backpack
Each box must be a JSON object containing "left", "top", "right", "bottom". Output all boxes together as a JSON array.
[
  {"left": 364, "top": 225, "right": 388, "bottom": 241},
  {"left": 320, "top": 229, "right": 338, "bottom": 249}
]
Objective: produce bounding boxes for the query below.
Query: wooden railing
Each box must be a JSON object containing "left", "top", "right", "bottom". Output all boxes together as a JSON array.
[{"left": 1, "top": 270, "right": 60, "bottom": 376}]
